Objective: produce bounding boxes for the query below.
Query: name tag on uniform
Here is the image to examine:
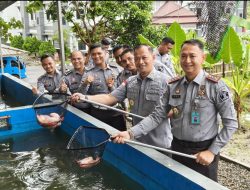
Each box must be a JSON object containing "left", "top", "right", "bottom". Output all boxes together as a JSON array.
[
  {"left": 191, "top": 111, "right": 200, "bottom": 125},
  {"left": 172, "top": 94, "right": 181, "bottom": 98}
]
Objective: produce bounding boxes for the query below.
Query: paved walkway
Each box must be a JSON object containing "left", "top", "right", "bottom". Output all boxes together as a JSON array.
[
  {"left": 22, "top": 63, "right": 68, "bottom": 87},
  {"left": 22, "top": 65, "right": 44, "bottom": 87}
]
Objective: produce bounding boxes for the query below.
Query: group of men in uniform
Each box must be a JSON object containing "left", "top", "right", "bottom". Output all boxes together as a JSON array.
[
  {"left": 110, "top": 39, "right": 238, "bottom": 182},
  {"left": 33, "top": 37, "right": 238, "bottom": 182}
]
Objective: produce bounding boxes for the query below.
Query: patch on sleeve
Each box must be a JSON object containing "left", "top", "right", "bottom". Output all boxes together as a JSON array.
[
  {"left": 219, "top": 89, "right": 229, "bottom": 102},
  {"left": 157, "top": 66, "right": 164, "bottom": 72}
]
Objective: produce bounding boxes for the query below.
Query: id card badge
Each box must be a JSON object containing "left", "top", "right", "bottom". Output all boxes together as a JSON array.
[{"left": 191, "top": 111, "right": 200, "bottom": 125}]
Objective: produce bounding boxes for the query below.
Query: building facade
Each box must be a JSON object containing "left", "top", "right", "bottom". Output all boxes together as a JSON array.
[{"left": 1, "top": 1, "right": 246, "bottom": 52}]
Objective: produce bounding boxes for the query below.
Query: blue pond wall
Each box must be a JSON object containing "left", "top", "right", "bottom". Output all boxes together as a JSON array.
[{"left": 1, "top": 74, "right": 37, "bottom": 106}]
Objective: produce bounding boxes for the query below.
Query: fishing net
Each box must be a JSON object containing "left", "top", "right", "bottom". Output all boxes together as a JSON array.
[
  {"left": 66, "top": 126, "right": 111, "bottom": 168},
  {"left": 194, "top": 1, "right": 238, "bottom": 58},
  {"left": 32, "top": 92, "right": 70, "bottom": 128}
]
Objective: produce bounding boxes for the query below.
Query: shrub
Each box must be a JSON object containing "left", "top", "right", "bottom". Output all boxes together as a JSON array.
[
  {"left": 10, "top": 35, "right": 24, "bottom": 49},
  {"left": 22, "top": 36, "right": 41, "bottom": 55},
  {"left": 38, "top": 41, "right": 56, "bottom": 57}
]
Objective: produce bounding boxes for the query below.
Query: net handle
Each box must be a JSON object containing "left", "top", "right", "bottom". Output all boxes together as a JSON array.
[
  {"left": 66, "top": 126, "right": 196, "bottom": 159},
  {"left": 33, "top": 92, "right": 71, "bottom": 108},
  {"left": 124, "top": 139, "right": 196, "bottom": 160},
  {"left": 79, "top": 98, "right": 145, "bottom": 120}
]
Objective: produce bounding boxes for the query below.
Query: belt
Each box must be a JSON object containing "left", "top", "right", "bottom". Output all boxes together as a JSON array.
[{"left": 173, "top": 136, "right": 215, "bottom": 149}]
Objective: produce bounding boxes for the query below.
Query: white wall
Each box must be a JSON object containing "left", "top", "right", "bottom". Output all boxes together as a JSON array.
[{"left": 0, "top": 1, "right": 22, "bottom": 36}]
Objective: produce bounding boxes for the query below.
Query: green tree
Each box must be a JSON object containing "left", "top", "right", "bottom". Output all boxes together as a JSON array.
[
  {"left": 0, "top": 17, "right": 23, "bottom": 40},
  {"left": 26, "top": 1, "right": 153, "bottom": 47},
  {"left": 38, "top": 41, "right": 56, "bottom": 57},
  {"left": 52, "top": 29, "right": 70, "bottom": 59},
  {"left": 137, "top": 25, "right": 168, "bottom": 47},
  {"left": 10, "top": 35, "right": 24, "bottom": 49},
  {"left": 22, "top": 36, "right": 41, "bottom": 55}
]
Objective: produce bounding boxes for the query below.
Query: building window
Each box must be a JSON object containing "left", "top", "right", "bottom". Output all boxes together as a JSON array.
[
  {"left": 62, "top": 17, "right": 66, "bottom": 25},
  {"left": 36, "top": 17, "right": 39, "bottom": 25},
  {"left": 196, "top": 8, "right": 202, "bottom": 17},
  {"left": 76, "top": 11, "right": 80, "bottom": 19},
  {"left": 44, "top": 35, "right": 49, "bottom": 41},
  {"left": 78, "top": 41, "right": 86, "bottom": 50},
  {"left": 0, "top": 60, "right": 7, "bottom": 68},
  {"left": 47, "top": 13, "right": 51, "bottom": 21},
  {"left": 76, "top": 10, "right": 84, "bottom": 19},
  {"left": 30, "top": 13, "right": 34, "bottom": 20}
]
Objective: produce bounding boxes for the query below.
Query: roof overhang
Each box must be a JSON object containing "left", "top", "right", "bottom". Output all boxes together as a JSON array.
[
  {"left": 1, "top": 44, "right": 28, "bottom": 57},
  {"left": 0, "top": 1, "right": 16, "bottom": 12}
]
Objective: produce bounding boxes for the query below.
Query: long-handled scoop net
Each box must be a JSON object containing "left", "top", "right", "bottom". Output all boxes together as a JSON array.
[
  {"left": 32, "top": 92, "right": 70, "bottom": 128},
  {"left": 66, "top": 126, "right": 196, "bottom": 169},
  {"left": 79, "top": 97, "right": 144, "bottom": 119}
]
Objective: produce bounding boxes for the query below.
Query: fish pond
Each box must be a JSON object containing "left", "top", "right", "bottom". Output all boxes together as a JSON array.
[{"left": 0, "top": 129, "right": 143, "bottom": 190}]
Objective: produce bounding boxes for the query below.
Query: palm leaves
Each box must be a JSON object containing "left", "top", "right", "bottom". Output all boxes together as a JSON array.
[
  {"left": 166, "top": 22, "right": 186, "bottom": 58},
  {"left": 220, "top": 27, "right": 243, "bottom": 67},
  {"left": 137, "top": 34, "right": 156, "bottom": 48},
  {"left": 221, "top": 28, "right": 250, "bottom": 128}
]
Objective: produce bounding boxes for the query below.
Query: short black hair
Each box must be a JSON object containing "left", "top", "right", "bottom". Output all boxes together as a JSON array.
[
  {"left": 120, "top": 48, "right": 134, "bottom": 58},
  {"left": 40, "top": 54, "right": 54, "bottom": 62},
  {"left": 89, "top": 43, "right": 104, "bottom": 52},
  {"left": 122, "top": 44, "right": 130, "bottom": 49},
  {"left": 161, "top": 37, "right": 175, "bottom": 45},
  {"left": 134, "top": 44, "right": 153, "bottom": 53},
  {"left": 101, "top": 37, "right": 112, "bottom": 45},
  {"left": 181, "top": 39, "right": 204, "bottom": 51},
  {"left": 112, "top": 44, "right": 131, "bottom": 54},
  {"left": 112, "top": 45, "right": 123, "bottom": 54}
]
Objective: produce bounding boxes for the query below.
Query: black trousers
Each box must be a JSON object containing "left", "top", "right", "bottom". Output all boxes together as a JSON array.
[
  {"left": 90, "top": 106, "right": 127, "bottom": 131},
  {"left": 72, "top": 103, "right": 91, "bottom": 115},
  {"left": 172, "top": 137, "right": 219, "bottom": 182}
]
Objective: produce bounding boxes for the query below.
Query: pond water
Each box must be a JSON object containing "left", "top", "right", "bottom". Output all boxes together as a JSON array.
[{"left": 0, "top": 130, "right": 143, "bottom": 190}]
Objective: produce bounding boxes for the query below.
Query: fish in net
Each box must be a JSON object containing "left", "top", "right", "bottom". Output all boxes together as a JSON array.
[
  {"left": 33, "top": 92, "right": 70, "bottom": 129},
  {"left": 66, "top": 126, "right": 198, "bottom": 169},
  {"left": 194, "top": 1, "right": 238, "bottom": 58},
  {"left": 66, "top": 126, "right": 111, "bottom": 168}
]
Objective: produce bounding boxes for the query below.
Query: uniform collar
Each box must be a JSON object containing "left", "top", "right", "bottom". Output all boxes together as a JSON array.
[
  {"left": 124, "top": 69, "right": 131, "bottom": 74},
  {"left": 94, "top": 63, "right": 111, "bottom": 71},
  {"left": 183, "top": 69, "right": 205, "bottom": 85},
  {"left": 155, "top": 49, "right": 161, "bottom": 56},
  {"left": 106, "top": 64, "right": 113, "bottom": 70},
  {"left": 155, "top": 49, "right": 169, "bottom": 57},
  {"left": 46, "top": 69, "right": 60, "bottom": 77},
  {"left": 136, "top": 68, "right": 156, "bottom": 81},
  {"left": 73, "top": 69, "right": 84, "bottom": 75}
]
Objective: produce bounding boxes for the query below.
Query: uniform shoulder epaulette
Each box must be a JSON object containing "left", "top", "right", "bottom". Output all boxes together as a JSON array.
[
  {"left": 86, "top": 66, "right": 95, "bottom": 72},
  {"left": 38, "top": 73, "right": 46, "bottom": 80},
  {"left": 206, "top": 74, "right": 220, "bottom": 83},
  {"left": 64, "top": 69, "right": 73, "bottom": 76},
  {"left": 109, "top": 64, "right": 118, "bottom": 68},
  {"left": 168, "top": 76, "right": 182, "bottom": 84}
]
